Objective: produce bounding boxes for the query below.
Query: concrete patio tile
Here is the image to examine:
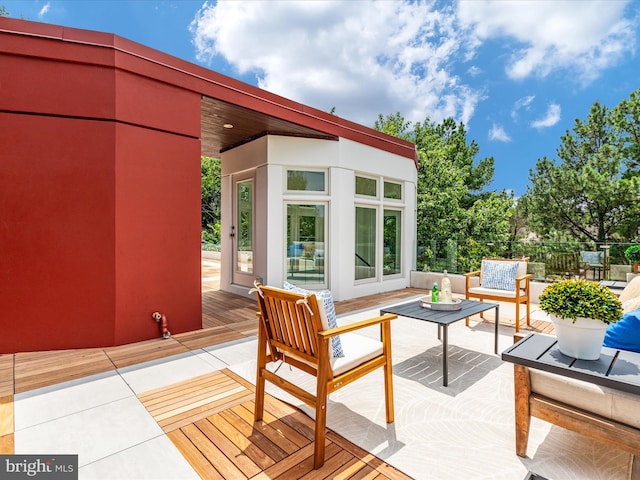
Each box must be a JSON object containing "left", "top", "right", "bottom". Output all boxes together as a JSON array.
[
  {"left": 14, "top": 371, "right": 134, "bottom": 430},
  {"left": 79, "top": 435, "right": 199, "bottom": 480},
  {"left": 117, "top": 351, "right": 219, "bottom": 394},
  {"left": 15, "top": 396, "right": 162, "bottom": 466},
  {"left": 203, "top": 336, "right": 258, "bottom": 365}
]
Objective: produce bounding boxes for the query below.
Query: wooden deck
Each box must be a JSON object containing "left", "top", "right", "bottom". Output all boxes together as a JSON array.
[
  {"left": 140, "top": 369, "right": 412, "bottom": 479},
  {"left": 0, "top": 275, "right": 552, "bottom": 477}
]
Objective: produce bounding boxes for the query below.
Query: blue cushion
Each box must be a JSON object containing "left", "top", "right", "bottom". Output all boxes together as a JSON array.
[
  {"left": 481, "top": 260, "right": 518, "bottom": 291},
  {"left": 581, "top": 251, "right": 602, "bottom": 265},
  {"left": 603, "top": 308, "right": 640, "bottom": 353},
  {"left": 283, "top": 282, "right": 344, "bottom": 357}
]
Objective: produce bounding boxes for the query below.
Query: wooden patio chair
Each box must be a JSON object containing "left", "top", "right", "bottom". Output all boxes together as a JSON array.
[
  {"left": 252, "top": 282, "right": 397, "bottom": 468},
  {"left": 464, "top": 257, "right": 531, "bottom": 333}
]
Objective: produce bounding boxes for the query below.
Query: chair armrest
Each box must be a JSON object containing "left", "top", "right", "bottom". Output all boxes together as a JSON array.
[
  {"left": 318, "top": 313, "right": 397, "bottom": 339},
  {"left": 515, "top": 274, "right": 532, "bottom": 292},
  {"left": 464, "top": 270, "right": 481, "bottom": 291}
]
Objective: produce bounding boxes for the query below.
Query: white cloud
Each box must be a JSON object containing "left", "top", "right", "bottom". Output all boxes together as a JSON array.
[
  {"left": 531, "top": 103, "right": 561, "bottom": 129},
  {"left": 489, "top": 123, "right": 511, "bottom": 142},
  {"left": 511, "top": 95, "right": 535, "bottom": 122},
  {"left": 38, "top": 2, "right": 50, "bottom": 19},
  {"left": 189, "top": 0, "right": 481, "bottom": 126},
  {"left": 456, "top": 0, "right": 636, "bottom": 84},
  {"left": 467, "top": 65, "right": 482, "bottom": 77}
]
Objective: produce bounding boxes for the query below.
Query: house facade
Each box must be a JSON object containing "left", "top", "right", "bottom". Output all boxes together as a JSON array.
[{"left": 0, "top": 17, "right": 417, "bottom": 352}]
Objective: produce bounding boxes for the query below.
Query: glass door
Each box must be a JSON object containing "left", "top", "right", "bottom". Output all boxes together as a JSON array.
[
  {"left": 232, "top": 179, "right": 254, "bottom": 286},
  {"left": 286, "top": 203, "right": 326, "bottom": 288}
]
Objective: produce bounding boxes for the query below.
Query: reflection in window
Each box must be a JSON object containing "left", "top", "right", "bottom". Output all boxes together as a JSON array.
[
  {"left": 383, "top": 210, "right": 401, "bottom": 275},
  {"left": 287, "top": 204, "right": 325, "bottom": 286},
  {"left": 236, "top": 180, "right": 253, "bottom": 273},
  {"left": 287, "top": 171, "right": 325, "bottom": 192},
  {"left": 355, "top": 176, "right": 377, "bottom": 197},
  {"left": 355, "top": 207, "right": 376, "bottom": 280},
  {"left": 384, "top": 181, "right": 402, "bottom": 200}
]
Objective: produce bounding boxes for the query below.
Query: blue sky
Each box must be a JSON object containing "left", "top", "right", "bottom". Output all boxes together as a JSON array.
[{"left": 4, "top": 0, "right": 639, "bottom": 196}]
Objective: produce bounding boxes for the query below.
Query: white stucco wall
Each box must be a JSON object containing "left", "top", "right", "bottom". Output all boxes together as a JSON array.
[{"left": 220, "top": 135, "right": 417, "bottom": 301}]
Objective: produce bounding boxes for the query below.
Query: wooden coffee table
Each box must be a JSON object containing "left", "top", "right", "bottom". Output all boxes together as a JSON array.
[{"left": 380, "top": 299, "right": 499, "bottom": 386}]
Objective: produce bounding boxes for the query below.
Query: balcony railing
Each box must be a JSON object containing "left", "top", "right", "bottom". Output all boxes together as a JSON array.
[{"left": 418, "top": 240, "right": 638, "bottom": 282}]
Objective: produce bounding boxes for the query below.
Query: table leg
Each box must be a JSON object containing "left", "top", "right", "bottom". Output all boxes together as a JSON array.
[
  {"left": 494, "top": 305, "right": 500, "bottom": 354},
  {"left": 442, "top": 325, "right": 448, "bottom": 387},
  {"left": 438, "top": 324, "right": 441, "bottom": 341}
]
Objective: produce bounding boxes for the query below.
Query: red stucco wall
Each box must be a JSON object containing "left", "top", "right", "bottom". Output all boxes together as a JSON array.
[{"left": 0, "top": 22, "right": 202, "bottom": 352}]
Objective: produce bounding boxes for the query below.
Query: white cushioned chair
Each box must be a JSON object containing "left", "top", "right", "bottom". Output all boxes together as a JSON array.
[{"left": 464, "top": 258, "right": 531, "bottom": 333}]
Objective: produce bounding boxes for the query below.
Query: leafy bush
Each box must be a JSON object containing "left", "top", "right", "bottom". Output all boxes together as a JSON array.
[
  {"left": 538, "top": 279, "right": 622, "bottom": 324},
  {"left": 624, "top": 245, "right": 640, "bottom": 263}
]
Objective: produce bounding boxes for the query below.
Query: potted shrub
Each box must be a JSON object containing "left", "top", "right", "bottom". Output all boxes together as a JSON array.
[
  {"left": 625, "top": 245, "right": 640, "bottom": 274},
  {"left": 538, "top": 279, "right": 622, "bottom": 360}
]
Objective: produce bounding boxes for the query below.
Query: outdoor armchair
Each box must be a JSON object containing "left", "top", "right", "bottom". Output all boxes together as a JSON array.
[
  {"left": 464, "top": 258, "right": 531, "bottom": 333},
  {"left": 252, "top": 282, "right": 397, "bottom": 468}
]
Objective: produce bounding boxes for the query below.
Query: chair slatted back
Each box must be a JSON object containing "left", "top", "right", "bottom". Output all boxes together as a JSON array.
[{"left": 256, "top": 285, "right": 324, "bottom": 366}]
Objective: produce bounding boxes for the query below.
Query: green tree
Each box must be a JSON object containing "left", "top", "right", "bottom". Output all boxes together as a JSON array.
[
  {"left": 1, "top": 5, "right": 9, "bottom": 16},
  {"left": 201, "top": 156, "right": 221, "bottom": 246},
  {"left": 611, "top": 87, "right": 640, "bottom": 176},
  {"left": 527, "top": 100, "right": 640, "bottom": 243},
  {"left": 375, "top": 113, "right": 514, "bottom": 271}
]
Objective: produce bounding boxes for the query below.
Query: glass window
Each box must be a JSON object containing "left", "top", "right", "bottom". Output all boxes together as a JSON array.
[
  {"left": 236, "top": 180, "right": 253, "bottom": 274},
  {"left": 287, "top": 170, "right": 325, "bottom": 192},
  {"left": 384, "top": 181, "right": 402, "bottom": 200},
  {"left": 355, "top": 207, "right": 376, "bottom": 280},
  {"left": 383, "top": 210, "right": 401, "bottom": 275},
  {"left": 286, "top": 204, "right": 325, "bottom": 286},
  {"left": 355, "top": 176, "right": 377, "bottom": 197}
]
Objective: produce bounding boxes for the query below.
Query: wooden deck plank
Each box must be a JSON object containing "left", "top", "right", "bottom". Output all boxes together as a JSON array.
[
  {"left": 13, "top": 349, "right": 114, "bottom": 393},
  {"left": 138, "top": 370, "right": 255, "bottom": 433},
  {"left": 105, "top": 338, "right": 190, "bottom": 369},
  {"left": 182, "top": 423, "right": 247, "bottom": 479},
  {"left": 0, "top": 433, "right": 14, "bottom": 455},
  {"left": 210, "top": 409, "right": 289, "bottom": 463},
  {"left": 202, "top": 415, "right": 278, "bottom": 472},
  {"left": 167, "top": 428, "right": 226, "bottom": 480},
  {"left": 0, "top": 355, "right": 14, "bottom": 397},
  {"left": 194, "top": 417, "right": 263, "bottom": 477},
  {"left": 232, "top": 402, "right": 310, "bottom": 449},
  {"left": 220, "top": 407, "right": 301, "bottom": 456},
  {"left": 0, "top": 395, "right": 13, "bottom": 438}
]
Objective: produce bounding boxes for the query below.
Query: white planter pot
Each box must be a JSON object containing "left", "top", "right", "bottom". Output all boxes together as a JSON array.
[{"left": 550, "top": 315, "right": 609, "bottom": 360}]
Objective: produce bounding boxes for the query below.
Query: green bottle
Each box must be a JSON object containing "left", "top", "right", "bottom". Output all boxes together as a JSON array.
[{"left": 431, "top": 283, "right": 439, "bottom": 303}]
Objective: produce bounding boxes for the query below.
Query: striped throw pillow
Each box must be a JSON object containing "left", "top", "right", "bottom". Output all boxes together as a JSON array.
[
  {"left": 481, "top": 260, "right": 518, "bottom": 291},
  {"left": 283, "top": 282, "right": 345, "bottom": 357}
]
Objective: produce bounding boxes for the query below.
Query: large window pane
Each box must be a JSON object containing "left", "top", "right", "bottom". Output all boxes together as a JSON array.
[
  {"left": 355, "top": 207, "right": 376, "bottom": 280},
  {"left": 355, "top": 176, "right": 377, "bottom": 196},
  {"left": 287, "top": 170, "right": 325, "bottom": 192},
  {"left": 287, "top": 204, "right": 325, "bottom": 286},
  {"left": 236, "top": 180, "right": 253, "bottom": 273},
  {"left": 383, "top": 210, "right": 401, "bottom": 275}
]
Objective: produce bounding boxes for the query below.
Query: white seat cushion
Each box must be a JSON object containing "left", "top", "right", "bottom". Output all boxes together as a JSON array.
[
  {"left": 281, "top": 332, "right": 383, "bottom": 377},
  {"left": 330, "top": 332, "right": 383, "bottom": 376},
  {"left": 530, "top": 369, "right": 640, "bottom": 429},
  {"left": 468, "top": 286, "right": 524, "bottom": 299}
]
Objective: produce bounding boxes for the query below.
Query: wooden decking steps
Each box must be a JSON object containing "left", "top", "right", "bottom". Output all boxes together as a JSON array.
[{"left": 140, "top": 369, "right": 412, "bottom": 480}]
